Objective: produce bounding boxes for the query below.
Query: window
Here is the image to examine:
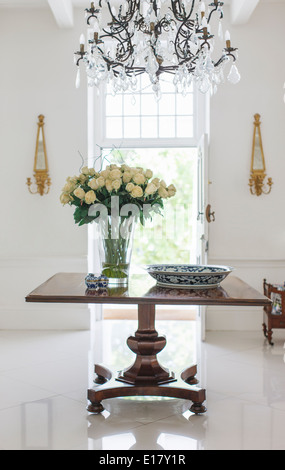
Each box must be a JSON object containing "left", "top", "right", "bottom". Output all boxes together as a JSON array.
[{"left": 104, "top": 75, "right": 195, "bottom": 141}]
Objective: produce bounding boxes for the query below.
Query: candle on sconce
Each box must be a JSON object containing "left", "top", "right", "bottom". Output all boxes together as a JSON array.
[
  {"left": 201, "top": 16, "right": 208, "bottom": 35},
  {"left": 80, "top": 34, "right": 85, "bottom": 53},
  {"left": 225, "top": 30, "right": 231, "bottom": 48}
]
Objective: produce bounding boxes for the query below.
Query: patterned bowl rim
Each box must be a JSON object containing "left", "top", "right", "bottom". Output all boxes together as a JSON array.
[{"left": 144, "top": 264, "right": 234, "bottom": 276}]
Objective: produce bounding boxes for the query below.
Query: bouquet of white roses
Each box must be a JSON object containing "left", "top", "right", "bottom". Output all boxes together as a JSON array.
[{"left": 60, "top": 163, "right": 176, "bottom": 226}]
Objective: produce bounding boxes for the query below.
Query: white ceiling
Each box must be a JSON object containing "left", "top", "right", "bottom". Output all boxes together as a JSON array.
[
  {"left": 0, "top": 0, "right": 284, "bottom": 6},
  {"left": 0, "top": 0, "right": 284, "bottom": 7},
  {"left": 0, "top": 0, "right": 284, "bottom": 27},
  {"left": 0, "top": 0, "right": 88, "bottom": 6}
]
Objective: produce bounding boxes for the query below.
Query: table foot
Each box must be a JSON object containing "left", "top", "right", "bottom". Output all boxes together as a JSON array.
[
  {"left": 181, "top": 365, "right": 199, "bottom": 385},
  {"left": 87, "top": 400, "right": 105, "bottom": 414},
  {"left": 93, "top": 364, "right": 113, "bottom": 384},
  {"left": 190, "top": 402, "right": 207, "bottom": 415}
]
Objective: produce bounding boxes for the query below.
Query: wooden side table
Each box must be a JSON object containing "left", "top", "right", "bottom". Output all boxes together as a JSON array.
[
  {"left": 26, "top": 273, "right": 271, "bottom": 415},
  {"left": 263, "top": 279, "right": 285, "bottom": 345}
]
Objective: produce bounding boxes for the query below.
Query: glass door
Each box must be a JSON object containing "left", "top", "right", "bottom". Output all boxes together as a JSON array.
[{"left": 101, "top": 146, "right": 198, "bottom": 322}]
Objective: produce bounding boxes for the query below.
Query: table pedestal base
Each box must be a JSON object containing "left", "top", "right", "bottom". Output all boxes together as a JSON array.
[
  {"left": 87, "top": 303, "right": 206, "bottom": 415},
  {"left": 87, "top": 364, "right": 206, "bottom": 415}
]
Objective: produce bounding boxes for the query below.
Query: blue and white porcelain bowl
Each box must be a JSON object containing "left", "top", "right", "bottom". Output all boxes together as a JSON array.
[{"left": 145, "top": 264, "right": 233, "bottom": 289}]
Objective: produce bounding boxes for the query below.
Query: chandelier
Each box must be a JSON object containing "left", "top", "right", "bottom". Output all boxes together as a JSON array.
[{"left": 74, "top": 0, "right": 240, "bottom": 98}]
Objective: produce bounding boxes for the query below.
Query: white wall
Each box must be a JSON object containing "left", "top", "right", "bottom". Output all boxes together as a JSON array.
[
  {"left": 1, "top": 3, "right": 284, "bottom": 331},
  {"left": 207, "top": 3, "right": 285, "bottom": 330},
  {"left": 0, "top": 7, "right": 90, "bottom": 329}
]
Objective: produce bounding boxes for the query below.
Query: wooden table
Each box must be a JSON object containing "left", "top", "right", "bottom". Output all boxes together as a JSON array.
[{"left": 26, "top": 273, "right": 270, "bottom": 415}]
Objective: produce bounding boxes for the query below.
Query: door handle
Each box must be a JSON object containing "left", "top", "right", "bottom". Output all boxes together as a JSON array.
[{"left": 206, "top": 204, "right": 215, "bottom": 223}]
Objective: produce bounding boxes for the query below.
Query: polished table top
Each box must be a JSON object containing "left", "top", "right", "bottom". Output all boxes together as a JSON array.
[{"left": 26, "top": 273, "right": 271, "bottom": 307}]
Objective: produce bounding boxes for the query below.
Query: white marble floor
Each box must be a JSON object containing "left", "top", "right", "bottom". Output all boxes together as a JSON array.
[{"left": 1, "top": 320, "right": 285, "bottom": 450}]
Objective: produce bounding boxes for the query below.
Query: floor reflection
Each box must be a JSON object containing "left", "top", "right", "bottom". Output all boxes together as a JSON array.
[
  {"left": 2, "top": 329, "right": 285, "bottom": 449},
  {"left": 87, "top": 398, "right": 207, "bottom": 450}
]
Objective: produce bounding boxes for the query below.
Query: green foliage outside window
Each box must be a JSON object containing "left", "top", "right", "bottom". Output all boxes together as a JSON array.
[{"left": 108, "top": 147, "right": 197, "bottom": 266}]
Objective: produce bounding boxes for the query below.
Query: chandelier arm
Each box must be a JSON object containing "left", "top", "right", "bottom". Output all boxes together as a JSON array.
[
  {"left": 170, "top": 0, "right": 195, "bottom": 23},
  {"left": 213, "top": 54, "right": 228, "bottom": 68},
  {"left": 85, "top": 3, "right": 100, "bottom": 27},
  {"left": 207, "top": 2, "right": 223, "bottom": 23},
  {"left": 199, "top": 39, "right": 211, "bottom": 50},
  {"left": 174, "top": 19, "right": 197, "bottom": 62},
  {"left": 213, "top": 50, "right": 237, "bottom": 68},
  {"left": 106, "top": 0, "right": 138, "bottom": 25},
  {"left": 99, "top": 23, "right": 134, "bottom": 65},
  {"left": 75, "top": 53, "right": 85, "bottom": 67}
]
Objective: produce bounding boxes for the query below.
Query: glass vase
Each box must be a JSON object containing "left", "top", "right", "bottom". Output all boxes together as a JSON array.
[{"left": 96, "top": 215, "right": 136, "bottom": 285}]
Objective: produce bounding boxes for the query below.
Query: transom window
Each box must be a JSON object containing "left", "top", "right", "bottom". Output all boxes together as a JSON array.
[{"left": 104, "top": 75, "right": 195, "bottom": 141}]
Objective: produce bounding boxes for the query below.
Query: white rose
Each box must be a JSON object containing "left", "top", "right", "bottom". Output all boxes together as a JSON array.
[
  {"left": 151, "top": 178, "right": 160, "bottom": 187},
  {"left": 109, "top": 169, "right": 122, "bottom": 180},
  {"left": 158, "top": 186, "right": 168, "bottom": 199},
  {"left": 144, "top": 169, "right": 153, "bottom": 179},
  {"left": 85, "top": 190, "right": 96, "bottom": 204},
  {"left": 167, "top": 184, "right": 177, "bottom": 197},
  {"left": 121, "top": 164, "right": 131, "bottom": 172},
  {"left": 100, "top": 169, "right": 110, "bottom": 179},
  {"left": 133, "top": 173, "right": 146, "bottom": 185},
  {"left": 96, "top": 176, "right": 105, "bottom": 187},
  {"left": 62, "top": 181, "right": 75, "bottom": 193},
  {"left": 60, "top": 193, "right": 72, "bottom": 205},
  {"left": 112, "top": 179, "right": 122, "bottom": 191},
  {"left": 123, "top": 171, "right": 132, "bottom": 183},
  {"left": 74, "top": 187, "right": 85, "bottom": 199},
  {"left": 145, "top": 183, "right": 157, "bottom": 195},
  {"left": 88, "top": 168, "right": 96, "bottom": 176},
  {"left": 131, "top": 185, "right": 143, "bottom": 198},
  {"left": 88, "top": 178, "right": 99, "bottom": 190},
  {"left": 126, "top": 182, "right": 135, "bottom": 192},
  {"left": 79, "top": 174, "right": 88, "bottom": 183},
  {"left": 68, "top": 176, "right": 78, "bottom": 184},
  {"left": 105, "top": 179, "right": 113, "bottom": 192},
  {"left": 81, "top": 166, "right": 90, "bottom": 175}
]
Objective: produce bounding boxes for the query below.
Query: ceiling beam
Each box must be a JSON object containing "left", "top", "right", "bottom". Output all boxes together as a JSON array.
[
  {"left": 47, "top": 0, "right": 74, "bottom": 28},
  {"left": 231, "top": 0, "right": 260, "bottom": 25}
]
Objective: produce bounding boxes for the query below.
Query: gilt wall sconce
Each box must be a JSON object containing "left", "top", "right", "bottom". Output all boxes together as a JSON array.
[
  {"left": 249, "top": 113, "right": 273, "bottom": 196},
  {"left": 27, "top": 115, "right": 51, "bottom": 196}
]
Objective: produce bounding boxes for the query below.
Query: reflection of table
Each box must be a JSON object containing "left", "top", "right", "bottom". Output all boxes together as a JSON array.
[{"left": 26, "top": 274, "right": 270, "bottom": 415}]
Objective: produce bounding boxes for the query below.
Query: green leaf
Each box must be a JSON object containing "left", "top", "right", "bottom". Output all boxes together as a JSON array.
[
  {"left": 78, "top": 215, "right": 96, "bottom": 226},
  {"left": 73, "top": 205, "right": 89, "bottom": 224}
]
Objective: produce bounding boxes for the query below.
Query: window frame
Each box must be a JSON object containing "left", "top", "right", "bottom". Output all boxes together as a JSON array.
[{"left": 90, "top": 81, "right": 207, "bottom": 152}]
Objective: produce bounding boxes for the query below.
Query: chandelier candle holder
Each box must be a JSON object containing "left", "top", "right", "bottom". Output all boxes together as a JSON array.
[{"left": 74, "top": 0, "right": 240, "bottom": 98}]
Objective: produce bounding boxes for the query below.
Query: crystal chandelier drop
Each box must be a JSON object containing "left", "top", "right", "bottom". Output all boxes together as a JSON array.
[{"left": 74, "top": 0, "right": 240, "bottom": 98}]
